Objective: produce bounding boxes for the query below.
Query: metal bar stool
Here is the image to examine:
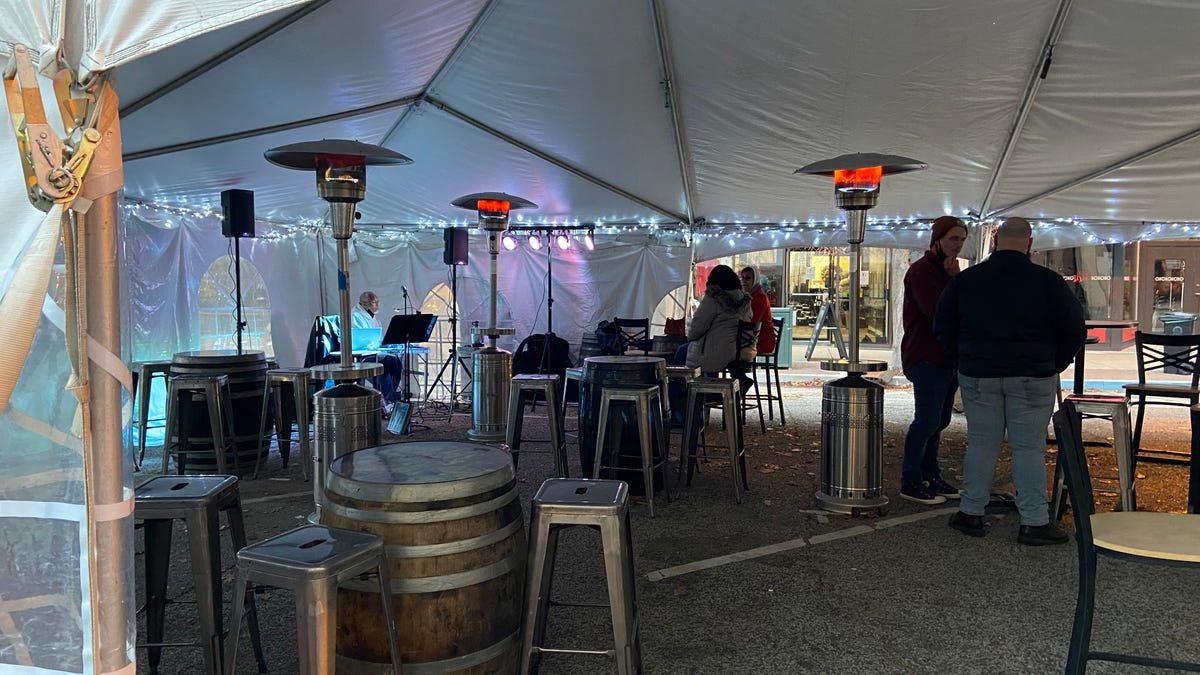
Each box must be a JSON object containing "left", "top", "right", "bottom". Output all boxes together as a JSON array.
[
  {"left": 520, "top": 478, "right": 642, "bottom": 675},
  {"left": 1051, "top": 393, "right": 1137, "bottom": 520},
  {"left": 593, "top": 384, "right": 669, "bottom": 517},
  {"left": 162, "top": 374, "right": 238, "bottom": 475},
  {"left": 254, "top": 367, "right": 313, "bottom": 480},
  {"left": 506, "top": 373, "right": 569, "bottom": 477},
  {"left": 136, "top": 475, "right": 266, "bottom": 675},
  {"left": 132, "top": 360, "right": 172, "bottom": 471},
  {"left": 562, "top": 366, "right": 583, "bottom": 439},
  {"left": 680, "top": 376, "right": 748, "bottom": 503},
  {"left": 224, "top": 524, "right": 402, "bottom": 675}
]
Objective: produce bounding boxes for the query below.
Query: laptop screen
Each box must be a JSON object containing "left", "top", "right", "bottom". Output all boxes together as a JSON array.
[{"left": 350, "top": 326, "right": 382, "bottom": 351}]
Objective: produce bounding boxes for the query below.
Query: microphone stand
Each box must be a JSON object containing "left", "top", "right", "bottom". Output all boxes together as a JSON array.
[{"left": 400, "top": 286, "right": 412, "bottom": 402}]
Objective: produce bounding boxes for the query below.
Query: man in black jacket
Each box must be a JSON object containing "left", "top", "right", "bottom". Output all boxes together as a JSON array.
[{"left": 934, "top": 217, "right": 1086, "bottom": 546}]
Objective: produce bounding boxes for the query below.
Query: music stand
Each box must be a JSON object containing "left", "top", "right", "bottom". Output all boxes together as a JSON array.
[{"left": 383, "top": 313, "right": 437, "bottom": 402}]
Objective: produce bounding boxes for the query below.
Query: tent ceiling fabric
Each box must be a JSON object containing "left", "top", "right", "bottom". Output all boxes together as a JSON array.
[{"left": 15, "top": 0, "right": 1200, "bottom": 232}]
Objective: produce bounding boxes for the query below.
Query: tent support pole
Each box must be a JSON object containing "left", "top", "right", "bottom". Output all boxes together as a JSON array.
[
  {"left": 976, "top": 0, "right": 1075, "bottom": 217},
  {"left": 649, "top": 0, "right": 697, "bottom": 226}
]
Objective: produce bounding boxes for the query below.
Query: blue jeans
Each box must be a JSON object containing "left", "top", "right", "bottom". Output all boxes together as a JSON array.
[
  {"left": 957, "top": 374, "right": 1058, "bottom": 526},
  {"left": 902, "top": 361, "right": 957, "bottom": 485}
]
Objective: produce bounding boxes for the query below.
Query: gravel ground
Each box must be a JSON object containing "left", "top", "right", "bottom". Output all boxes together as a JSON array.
[{"left": 132, "top": 381, "right": 1200, "bottom": 674}]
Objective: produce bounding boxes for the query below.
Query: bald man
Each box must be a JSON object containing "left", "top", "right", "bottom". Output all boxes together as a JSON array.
[
  {"left": 934, "top": 217, "right": 1085, "bottom": 546},
  {"left": 352, "top": 291, "right": 381, "bottom": 329}
]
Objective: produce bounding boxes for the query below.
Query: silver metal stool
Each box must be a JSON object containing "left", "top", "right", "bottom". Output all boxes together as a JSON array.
[
  {"left": 665, "top": 365, "right": 699, "bottom": 452},
  {"left": 224, "top": 524, "right": 402, "bottom": 675},
  {"left": 162, "top": 374, "right": 238, "bottom": 475},
  {"left": 506, "top": 373, "right": 569, "bottom": 477},
  {"left": 132, "top": 360, "right": 172, "bottom": 471},
  {"left": 255, "top": 367, "right": 313, "bottom": 480},
  {"left": 680, "top": 377, "right": 748, "bottom": 503},
  {"left": 135, "top": 475, "right": 265, "bottom": 675},
  {"left": 593, "top": 384, "right": 669, "bottom": 517},
  {"left": 520, "top": 479, "right": 642, "bottom": 675},
  {"left": 1051, "top": 393, "right": 1137, "bottom": 519},
  {"left": 562, "top": 366, "right": 584, "bottom": 438}
]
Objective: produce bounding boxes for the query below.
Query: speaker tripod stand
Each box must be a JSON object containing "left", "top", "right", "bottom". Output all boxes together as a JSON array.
[{"left": 424, "top": 262, "right": 472, "bottom": 416}]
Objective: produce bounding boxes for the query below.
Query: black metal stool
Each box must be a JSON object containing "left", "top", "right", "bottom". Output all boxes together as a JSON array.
[
  {"left": 520, "top": 478, "right": 642, "bottom": 675},
  {"left": 593, "top": 384, "right": 669, "bottom": 517},
  {"left": 135, "top": 475, "right": 265, "bottom": 675},
  {"left": 506, "top": 373, "right": 568, "bottom": 477},
  {"left": 254, "top": 367, "right": 313, "bottom": 479},
  {"left": 680, "top": 377, "right": 748, "bottom": 503},
  {"left": 162, "top": 374, "right": 239, "bottom": 475},
  {"left": 131, "top": 360, "right": 172, "bottom": 470},
  {"left": 225, "top": 524, "right": 401, "bottom": 675}
]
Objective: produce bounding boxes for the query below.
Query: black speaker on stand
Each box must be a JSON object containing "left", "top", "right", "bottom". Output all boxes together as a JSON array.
[
  {"left": 221, "top": 189, "right": 255, "bottom": 354},
  {"left": 428, "top": 228, "right": 469, "bottom": 413}
]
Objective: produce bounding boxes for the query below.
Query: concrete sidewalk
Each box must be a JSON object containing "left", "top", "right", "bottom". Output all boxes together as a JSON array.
[{"left": 779, "top": 341, "right": 1155, "bottom": 393}]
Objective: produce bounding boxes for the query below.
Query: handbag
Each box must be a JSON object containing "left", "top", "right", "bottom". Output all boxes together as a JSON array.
[{"left": 664, "top": 317, "right": 686, "bottom": 336}]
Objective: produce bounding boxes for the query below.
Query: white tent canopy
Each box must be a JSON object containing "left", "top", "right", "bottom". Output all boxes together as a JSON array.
[{"left": 105, "top": 0, "right": 1200, "bottom": 234}]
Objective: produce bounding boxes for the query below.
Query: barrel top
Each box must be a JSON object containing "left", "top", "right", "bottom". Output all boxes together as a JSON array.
[
  {"left": 330, "top": 442, "right": 514, "bottom": 488},
  {"left": 584, "top": 355, "right": 665, "bottom": 367},
  {"left": 173, "top": 349, "right": 265, "bottom": 364}
]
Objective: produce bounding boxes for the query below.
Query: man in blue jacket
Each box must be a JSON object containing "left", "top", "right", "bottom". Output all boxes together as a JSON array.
[{"left": 934, "top": 217, "right": 1085, "bottom": 546}]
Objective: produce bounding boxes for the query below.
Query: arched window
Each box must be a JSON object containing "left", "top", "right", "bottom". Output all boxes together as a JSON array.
[
  {"left": 417, "top": 278, "right": 514, "bottom": 402},
  {"left": 197, "top": 256, "right": 274, "bottom": 355}
]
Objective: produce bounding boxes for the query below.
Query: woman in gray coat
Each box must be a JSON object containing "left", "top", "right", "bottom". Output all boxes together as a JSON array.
[{"left": 685, "top": 264, "right": 753, "bottom": 375}]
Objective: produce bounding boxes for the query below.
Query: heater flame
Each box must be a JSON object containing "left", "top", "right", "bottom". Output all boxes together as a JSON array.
[
  {"left": 833, "top": 166, "right": 882, "bottom": 192},
  {"left": 477, "top": 199, "right": 511, "bottom": 216}
]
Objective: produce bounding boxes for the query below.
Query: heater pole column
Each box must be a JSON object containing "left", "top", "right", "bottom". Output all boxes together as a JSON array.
[{"left": 846, "top": 210, "right": 866, "bottom": 368}]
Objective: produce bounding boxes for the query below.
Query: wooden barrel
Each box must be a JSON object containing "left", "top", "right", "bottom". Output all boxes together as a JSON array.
[
  {"left": 652, "top": 334, "right": 687, "bottom": 356},
  {"left": 579, "top": 355, "right": 668, "bottom": 495},
  {"left": 169, "top": 350, "right": 267, "bottom": 476},
  {"left": 322, "top": 442, "right": 524, "bottom": 674},
  {"left": 579, "top": 333, "right": 603, "bottom": 361}
]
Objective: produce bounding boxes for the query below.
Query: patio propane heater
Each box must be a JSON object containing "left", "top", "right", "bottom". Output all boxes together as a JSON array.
[
  {"left": 451, "top": 192, "right": 537, "bottom": 442},
  {"left": 265, "top": 139, "right": 411, "bottom": 517},
  {"left": 796, "top": 153, "right": 926, "bottom": 515}
]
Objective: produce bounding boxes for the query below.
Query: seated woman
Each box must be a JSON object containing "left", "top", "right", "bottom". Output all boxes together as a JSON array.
[{"left": 670, "top": 265, "right": 753, "bottom": 418}]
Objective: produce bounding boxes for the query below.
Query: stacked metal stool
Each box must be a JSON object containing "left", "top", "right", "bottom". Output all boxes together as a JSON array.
[
  {"left": 1051, "top": 393, "right": 1137, "bottom": 519},
  {"left": 162, "top": 373, "right": 239, "bottom": 475},
  {"left": 520, "top": 478, "right": 643, "bottom": 674},
  {"left": 224, "top": 524, "right": 402, "bottom": 675},
  {"left": 135, "top": 475, "right": 265, "bottom": 675},
  {"left": 506, "top": 373, "right": 569, "bottom": 476},
  {"left": 680, "top": 376, "right": 748, "bottom": 503},
  {"left": 254, "top": 366, "right": 314, "bottom": 479},
  {"left": 592, "top": 383, "right": 669, "bottom": 517}
]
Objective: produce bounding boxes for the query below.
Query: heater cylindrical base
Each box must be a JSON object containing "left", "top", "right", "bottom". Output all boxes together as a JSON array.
[
  {"left": 468, "top": 348, "right": 511, "bottom": 443},
  {"left": 312, "top": 382, "right": 382, "bottom": 520},
  {"left": 817, "top": 374, "right": 888, "bottom": 515}
]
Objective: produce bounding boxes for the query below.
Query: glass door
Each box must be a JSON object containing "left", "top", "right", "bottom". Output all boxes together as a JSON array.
[{"left": 1137, "top": 244, "right": 1200, "bottom": 332}]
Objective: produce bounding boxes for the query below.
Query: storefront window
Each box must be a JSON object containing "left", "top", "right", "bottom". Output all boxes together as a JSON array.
[
  {"left": 786, "top": 247, "right": 890, "bottom": 345},
  {"left": 1034, "top": 243, "right": 1138, "bottom": 323}
]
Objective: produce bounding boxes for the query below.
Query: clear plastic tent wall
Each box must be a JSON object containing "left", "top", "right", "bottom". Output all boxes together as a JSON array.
[{"left": 0, "top": 2, "right": 305, "bottom": 672}]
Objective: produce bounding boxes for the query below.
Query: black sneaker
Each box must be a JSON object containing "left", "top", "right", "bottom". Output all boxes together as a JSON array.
[
  {"left": 926, "top": 476, "right": 960, "bottom": 499},
  {"left": 900, "top": 481, "right": 948, "bottom": 505},
  {"left": 1017, "top": 523, "right": 1069, "bottom": 546},
  {"left": 948, "top": 511, "right": 987, "bottom": 537}
]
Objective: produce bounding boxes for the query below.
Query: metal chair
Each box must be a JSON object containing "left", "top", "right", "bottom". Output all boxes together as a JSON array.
[
  {"left": 727, "top": 320, "right": 764, "bottom": 433},
  {"left": 1051, "top": 393, "right": 1137, "bottom": 520},
  {"left": 613, "top": 317, "right": 650, "bottom": 354},
  {"left": 131, "top": 360, "right": 172, "bottom": 470},
  {"left": 506, "top": 373, "right": 568, "bottom": 477},
  {"left": 680, "top": 377, "right": 748, "bottom": 503},
  {"left": 1053, "top": 402, "right": 1200, "bottom": 674},
  {"left": 520, "top": 479, "right": 642, "bottom": 675},
  {"left": 1122, "top": 330, "right": 1200, "bottom": 464},
  {"left": 225, "top": 524, "right": 402, "bottom": 675},
  {"left": 135, "top": 475, "right": 265, "bottom": 675},
  {"left": 254, "top": 367, "right": 314, "bottom": 479},
  {"left": 752, "top": 318, "right": 786, "bottom": 425},
  {"left": 162, "top": 374, "right": 238, "bottom": 475},
  {"left": 562, "top": 366, "right": 583, "bottom": 439},
  {"left": 593, "top": 384, "right": 669, "bottom": 517}
]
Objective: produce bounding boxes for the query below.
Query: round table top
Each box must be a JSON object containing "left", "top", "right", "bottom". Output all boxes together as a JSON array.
[
  {"left": 327, "top": 441, "right": 514, "bottom": 503},
  {"left": 584, "top": 355, "right": 666, "bottom": 366},
  {"left": 173, "top": 349, "right": 265, "bottom": 363}
]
